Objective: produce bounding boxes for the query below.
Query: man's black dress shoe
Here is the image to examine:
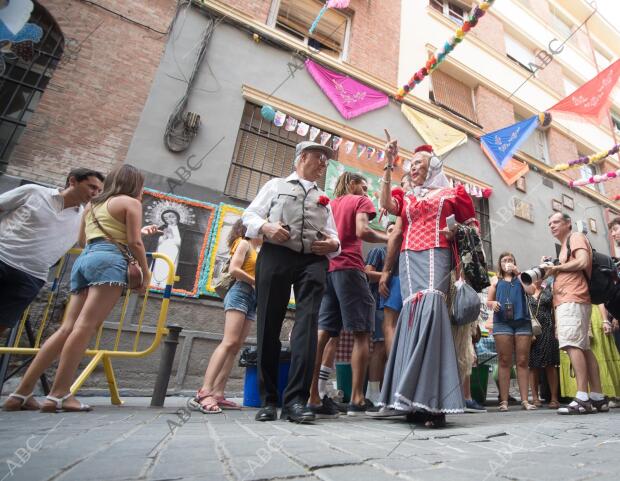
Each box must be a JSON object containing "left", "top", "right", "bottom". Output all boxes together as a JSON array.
[
  {"left": 255, "top": 405, "right": 277, "bottom": 422},
  {"left": 280, "top": 402, "right": 315, "bottom": 423}
]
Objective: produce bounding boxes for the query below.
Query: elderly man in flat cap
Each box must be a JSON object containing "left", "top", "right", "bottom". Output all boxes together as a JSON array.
[{"left": 243, "top": 141, "right": 341, "bottom": 423}]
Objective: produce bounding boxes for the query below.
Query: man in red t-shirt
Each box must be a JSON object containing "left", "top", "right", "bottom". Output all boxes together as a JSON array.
[{"left": 309, "top": 172, "right": 388, "bottom": 417}]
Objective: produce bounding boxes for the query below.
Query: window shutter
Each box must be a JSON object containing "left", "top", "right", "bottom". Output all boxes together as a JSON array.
[{"left": 430, "top": 70, "right": 477, "bottom": 122}]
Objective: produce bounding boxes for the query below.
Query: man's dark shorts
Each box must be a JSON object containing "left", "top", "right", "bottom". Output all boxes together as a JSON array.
[
  {"left": 318, "top": 269, "right": 374, "bottom": 336},
  {"left": 0, "top": 260, "right": 45, "bottom": 328}
]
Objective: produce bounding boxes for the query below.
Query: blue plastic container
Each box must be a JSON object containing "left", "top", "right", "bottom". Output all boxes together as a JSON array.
[{"left": 243, "top": 361, "right": 291, "bottom": 407}]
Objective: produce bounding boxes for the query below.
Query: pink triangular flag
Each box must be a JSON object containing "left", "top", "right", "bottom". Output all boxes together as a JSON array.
[
  {"left": 285, "top": 117, "right": 298, "bottom": 132},
  {"left": 344, "top": 140, "right": 355, "bottom": 154},
  {"left": 332, "top": 136, "right": 342, "bottom": 151},
  {"left": 320, "top": 132, "right": 332, "bottom": 145}
]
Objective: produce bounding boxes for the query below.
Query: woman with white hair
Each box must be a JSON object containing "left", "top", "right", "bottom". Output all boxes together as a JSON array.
[{"left": 372, "top": 140, "right": 478, "bottom": 428}]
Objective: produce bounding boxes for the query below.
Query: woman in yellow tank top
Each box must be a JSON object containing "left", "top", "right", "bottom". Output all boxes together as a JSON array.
[
  {"left": 189, "top": 219, "right": 262, "bottom": 413},
  {"left": 8, "top": 165, "right": 155, "bottom": 413}
]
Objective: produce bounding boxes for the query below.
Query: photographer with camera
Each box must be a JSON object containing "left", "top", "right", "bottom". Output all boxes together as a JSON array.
[
  {"left": 487, "top": 253, "right": 536, "bottom": 412},
  {"left": 545, "top": 212, "right": 606, "bottom": 414}
]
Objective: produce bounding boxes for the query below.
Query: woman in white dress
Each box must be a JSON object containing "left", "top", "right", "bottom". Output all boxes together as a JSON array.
[{"left": 152, "top": 210, "right": 182, "bottom": 288}]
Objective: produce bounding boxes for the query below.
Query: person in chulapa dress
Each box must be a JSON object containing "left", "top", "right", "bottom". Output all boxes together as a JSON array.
[{"left": 371, "top": 139, "right": 479, "bottom": 428}]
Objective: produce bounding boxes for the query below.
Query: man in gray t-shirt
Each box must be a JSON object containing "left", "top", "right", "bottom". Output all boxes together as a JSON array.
[{"left": 0, "top": 168, "right": 103, "bottom": 333}]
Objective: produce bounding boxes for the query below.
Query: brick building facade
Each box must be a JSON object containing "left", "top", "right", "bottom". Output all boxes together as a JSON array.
[{"left": 2, "top": 0, "right": 177, "bottom": 185}]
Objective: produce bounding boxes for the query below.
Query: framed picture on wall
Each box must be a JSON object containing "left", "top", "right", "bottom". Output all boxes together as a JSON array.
[
  {"left": 589, "top": 218, "right": 598, "bottom": 233},
  {"left": 515, "top": 176, "right": 526, "bottom": 193},
  {"left": 142, "top": 189, "right": 216, "bottom": 297},
  {"left": 552, "top": 199, "right": 562, "bottom": 212},
  {"left": 513, "top": 198, "right": 534, "bottom": 223},
  {"left": 562, "top": 194, "right": 574, "bottom": 210}
]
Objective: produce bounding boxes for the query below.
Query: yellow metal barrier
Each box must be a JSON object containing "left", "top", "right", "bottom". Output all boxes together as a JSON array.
[{"left": 0, "top": 248, "right": 176, "bottom": 405}]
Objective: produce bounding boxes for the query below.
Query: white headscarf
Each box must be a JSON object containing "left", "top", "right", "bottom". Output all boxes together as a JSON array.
[{"left": 411, "top": 152, "right": 450, "bottom": 197}]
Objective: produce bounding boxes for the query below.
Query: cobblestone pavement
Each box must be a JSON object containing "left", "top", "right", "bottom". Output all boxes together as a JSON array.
[{"left": 0, "top": 397, "right": 618, "bottom": 481}]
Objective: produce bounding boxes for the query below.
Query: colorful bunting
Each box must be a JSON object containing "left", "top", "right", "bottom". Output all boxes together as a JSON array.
[
  {"left": 569, "top": 168, "right": 620, "bottom": 188},
  {"left": 273, "top": 110, "right": 286, "bottom": 127},
  {"left": 401, "top": 104, "right": 468, "bottom": 155},
  {"left": 397, "top": 0, "right": 496, "bottom": 99},
  {"left": 366, "top": 146, "right": 376, "bottom": 160},
  {"left": 308, "top": 126, "right": 321, "bottom": 141},
  {"left": 320, "top": 132, "right": 332, "bottom": 145},
  {"left": 357, "top": 144, "right": 366, "bottom": 158},
  {"left": 296, "top": 122, "right": 310, "bottom": 136},
  {"left": 549, "top": 59, "right": 620, "bottom": 125},
  {"left": 284, "top": 116, "right": 298, "bottom": 131},
  {"left": 332, "top": 136, "right": 343, "bottom": 151},
  {"left": 344, "top": 140, "right": 355, "bottom": 154},
  {"left": 305, "top": 59, "right": 389, "bottom": 119},
  {"left": 553, "top": 144, "right": 620, "bottom": 172}
]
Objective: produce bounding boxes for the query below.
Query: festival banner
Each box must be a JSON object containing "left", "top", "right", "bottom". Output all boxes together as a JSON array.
[
  {"left": 401, "top": 104, "right": 468, "bottom": 156},
  {"left": 305, "top": 59, "right": 389, "bottom": 119},
  {"left": 549, "top": 59, "right": 620, "bottom": 125}
]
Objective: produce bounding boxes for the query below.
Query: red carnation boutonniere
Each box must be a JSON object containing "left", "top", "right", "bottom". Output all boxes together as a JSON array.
[{"left": 318, "top": 195, "right": 330, "bottom": 207}]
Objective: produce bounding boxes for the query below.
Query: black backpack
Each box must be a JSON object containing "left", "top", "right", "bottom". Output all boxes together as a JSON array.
[{"left": 566, "top": 234, "right": 617, "bottom": 305}]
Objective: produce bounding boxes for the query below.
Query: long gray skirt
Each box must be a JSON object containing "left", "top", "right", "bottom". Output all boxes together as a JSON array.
[{"left": 378, "top": 248, "right": 464, "bottom": 414}]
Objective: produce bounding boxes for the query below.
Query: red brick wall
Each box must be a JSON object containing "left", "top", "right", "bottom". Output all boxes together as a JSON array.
[
  {"left": 547, "top": 129, "right": 579, "bottom": 184},
  {"left": 474, "top": 85, "right": 514, "bottom": 131},
  {"left": 535, "top": 58, "right": 565, "bottom": 96},
  {"left": 226, "top": 0, "right": 400, "bottom": 85},
  {"left": 345, "top": 0, "right": 400, "bottom": 84},
  {"left": 7, "top": 0, "right": 177, "bottom": 185},
  {"left": 225, "top": 0, "right": 271, "bottom": 23},
  {"left": 472, "top": 12, "right": 506, "bottom": 55}
]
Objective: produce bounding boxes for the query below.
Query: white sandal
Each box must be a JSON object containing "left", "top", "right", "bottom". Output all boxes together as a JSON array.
[
  {"left": 40, "top": 393, "right": 92, "bottom": 413},
  {"left": 3, "top": 392, "right": 40, "bottom": 411}
]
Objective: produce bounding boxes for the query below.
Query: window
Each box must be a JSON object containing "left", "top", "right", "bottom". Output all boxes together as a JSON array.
[
  {"left": 473, "top": 197, "right": 492, "bottom": 265},
  {"left": 430, "top": 70, "right": 477, "bottom": 124},
  {"left": 0, "top": 2, "right": 63, "bottom": 170},
  {"left": 580, "top": 163, "right": 605, "bottom": 194},
  {"left": 429, "top": 0, "right": 469, "bottom": 24},
  {"left": 225, "top": 103, "right": 332, "bottom": 201},
  {"left": 505, "top": 34, "right": 535, "bottom": 73},
  {"left": 272, "top": 0, "right": 350, "bottom": 60},
  {"left": 515, "top": 114, "right": 550, "bottom": 164}
]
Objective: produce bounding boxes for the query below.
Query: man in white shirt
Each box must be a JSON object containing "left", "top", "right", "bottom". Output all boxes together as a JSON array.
[
  {"left": 243, "top": 141, "right": 340, "bottom": 424},
  {"left": 0, "top": 168, "right": 104, "bottom": 334}
]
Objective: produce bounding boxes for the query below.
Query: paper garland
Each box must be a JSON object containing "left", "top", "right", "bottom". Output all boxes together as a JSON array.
[
  {"left": 569, "top": 168, "right": 620, "bottom": 188},
  {"left": 397, "top": 0, "right": 496, "bottom": 99},
  {"left": 553, "top": 144, "right": 620, "bottom": 172}
]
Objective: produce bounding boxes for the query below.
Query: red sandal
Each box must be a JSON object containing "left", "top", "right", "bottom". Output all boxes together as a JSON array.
[{"left": 188, "top": 390, "right": 222, "bottom": 414}]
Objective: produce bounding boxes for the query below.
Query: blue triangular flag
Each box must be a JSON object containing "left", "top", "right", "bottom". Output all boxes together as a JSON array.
[{"left": 480, "top": 116, "right": 539, "bottom": 169}]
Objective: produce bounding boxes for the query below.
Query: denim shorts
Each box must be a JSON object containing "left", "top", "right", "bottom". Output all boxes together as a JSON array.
[
  {"left": 492, "top": 316, "right": 532, "bottom": 336},
  {"left": 224, "top": 281, "right": 257, "bottom": 321},
  {"left": 379, "top": 275, "right": 402, "bottom": 312},
  {"left": 70, "top": 239, "right": 128, "bottom": 293}
]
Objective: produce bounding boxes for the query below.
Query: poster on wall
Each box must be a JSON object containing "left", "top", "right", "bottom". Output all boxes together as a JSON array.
[
  {"left": 142, "top": 188, "right": 216, "bottom": 297},
  {"left": 201, "top": 203, "right": 296, "bottom": 307},
  {"left": 325, "top": 160, "right": 398, "bottom": 231},
  {"left": 202, "top": 204, "right": 245, "bottom": 297}
]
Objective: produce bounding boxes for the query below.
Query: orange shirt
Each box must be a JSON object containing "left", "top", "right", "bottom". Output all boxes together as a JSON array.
[{"left": 553, "top": 232, "right": 592, "bottom": 307}]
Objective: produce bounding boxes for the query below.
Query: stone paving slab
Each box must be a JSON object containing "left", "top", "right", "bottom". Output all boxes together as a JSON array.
[{"left": 0, "top": 396, "right": 618, "bottom": 481}]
